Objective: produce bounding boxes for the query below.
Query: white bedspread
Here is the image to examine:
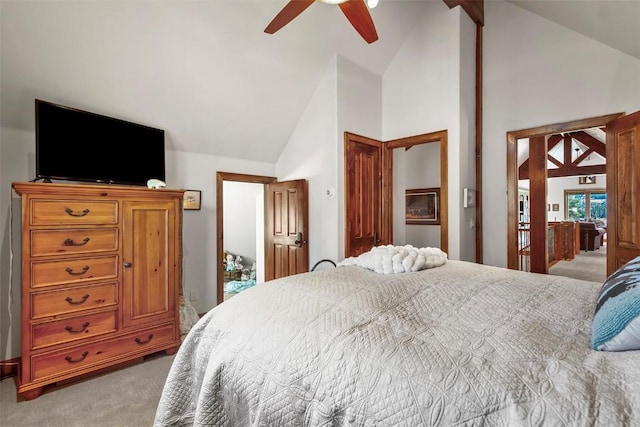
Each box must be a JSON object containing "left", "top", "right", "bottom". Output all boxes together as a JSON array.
[{"left": 155, "top": 261, "right": 640, "bottom": 426}]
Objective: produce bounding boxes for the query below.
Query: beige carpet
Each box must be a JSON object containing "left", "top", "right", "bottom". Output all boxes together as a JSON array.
[
  {"left": 548, "top": 244, "right": 607, "bottom": 283},
  {"left": 0, "top": 353, "right": 174, "bottom": 427}
]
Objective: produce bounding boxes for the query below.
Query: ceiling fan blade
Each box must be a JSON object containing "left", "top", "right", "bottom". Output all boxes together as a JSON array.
[
  {"left": 339, "top": 0, "right": 378, "bottom": 44},
  {"left": 264, "top": 0, "right": 315, "bottom": 34}
]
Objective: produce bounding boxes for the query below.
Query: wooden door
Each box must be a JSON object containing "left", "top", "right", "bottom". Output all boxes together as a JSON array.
[
  {"left": 606, "top": 110, "right": 640, "bottom": 275},
  {"left": 345, "top": 133, "right": 383, "bottom": 257},
  {"left": 122, "top": 200, "right": 178, "bottom": 328},
  {"left": 265, "top": 179, "right": 309, "bottom": 281}
]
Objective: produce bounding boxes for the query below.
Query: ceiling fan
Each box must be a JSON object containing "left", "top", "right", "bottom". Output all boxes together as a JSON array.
[{"left": 264, "top": 0, "right": 379, "bottom": 44}]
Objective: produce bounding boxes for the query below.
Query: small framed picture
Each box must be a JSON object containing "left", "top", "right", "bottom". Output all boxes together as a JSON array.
[
  {"left": 183, "top": 190, "right": 202, "bottom": 210},
  {"left": 405, "top": 188, "right": 440, "bottom": 225},
  {"left": 579, "top": 176, "right": 596, "bottom": 185}
]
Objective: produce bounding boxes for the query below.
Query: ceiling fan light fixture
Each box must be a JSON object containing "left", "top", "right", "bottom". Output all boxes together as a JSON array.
[
  {"left": 367, "top": 0, "right": 379, "bottom": 8},
  {"left": 266, "top": 0, "right": 378, "bottom": 44}
]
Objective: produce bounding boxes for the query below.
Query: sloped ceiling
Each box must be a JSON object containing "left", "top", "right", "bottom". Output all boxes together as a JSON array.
[
  {"left": 1, "top": 1, "right": 637, "bottom": 163},
  {"left": 0, "top": 0, "right": 428, "bottom": 163},
  {"left": 506, "top": 0, "right": 640, "bottom": 60}
]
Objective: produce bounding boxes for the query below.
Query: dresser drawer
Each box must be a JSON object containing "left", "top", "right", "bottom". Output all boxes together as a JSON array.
[
  {"left": 31, "top": 255, "right": 118, "bottom": 288},
  {"left": 32, "top": 310, "right": 117, "bottom": 350},
  {"left": 31, "top": 323, "right": 176, "bottom": 381},
  {"left": 31, "top": 228, "right": 118, "bottom": 257},
  {"left": 30, "top": 200, "right": 117, "bottom": 226},
  {"left": 31, "top": 282, "right": 117, "bottom": 319}
]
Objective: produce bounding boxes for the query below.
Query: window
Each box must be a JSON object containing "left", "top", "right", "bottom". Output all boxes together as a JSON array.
[{"left": 565, "top": 190, "right": 606, "bottom": 220}]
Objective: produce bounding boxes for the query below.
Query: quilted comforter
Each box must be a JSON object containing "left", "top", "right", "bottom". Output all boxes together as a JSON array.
[{"left": 155, "top": 261, "right": 640, "bottom": 426}]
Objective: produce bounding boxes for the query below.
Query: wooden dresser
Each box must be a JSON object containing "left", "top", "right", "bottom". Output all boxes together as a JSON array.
[{"left": 11, "top": 182, "right": 184, "bottom": 399}]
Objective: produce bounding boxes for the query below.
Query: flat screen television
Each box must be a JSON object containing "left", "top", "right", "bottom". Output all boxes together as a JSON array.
[{"left": 35, "top": 99, "right": 165, "bottom": 186}]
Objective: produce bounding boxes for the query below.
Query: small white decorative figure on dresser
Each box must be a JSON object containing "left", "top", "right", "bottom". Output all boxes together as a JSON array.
[{"left": 146, "top": 178, "right": 166, "bottom": 189}]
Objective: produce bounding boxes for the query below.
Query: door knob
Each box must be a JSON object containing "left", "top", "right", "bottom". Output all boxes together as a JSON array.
[
  {"left": 123, "top": 262, "right": 132, "bottom": 268},
  {"left": 294, "top": 232, "right": 306, "bottom": 248}
]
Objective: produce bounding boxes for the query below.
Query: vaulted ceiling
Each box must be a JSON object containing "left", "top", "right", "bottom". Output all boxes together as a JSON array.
[
  {"left": 518, "top": 128, "right": 607, "bottom": 180},
  {"left": 1, "top": 1, "right": 637, "bottom": 163}
]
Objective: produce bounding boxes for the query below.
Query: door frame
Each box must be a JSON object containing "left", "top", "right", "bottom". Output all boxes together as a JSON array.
[
  {"left": 506, "top": 113, "right": 623, "bottom": 270},
  {"left": 344, "top": 129, "right": 449, "bottom": 256},
  {"left": 385, "top": 130, "right": 449, "bottom": 255},
  {"left": 216, "top": 172, "right": 276, "bottom": 305}
]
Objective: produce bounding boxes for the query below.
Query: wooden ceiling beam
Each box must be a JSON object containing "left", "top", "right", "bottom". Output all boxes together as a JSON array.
[
  {"left": 520, "top": 163, "right": 606, "bottom": 180},
  {"left": 548, "top": 155, "right": 563, "bottom": 168},
  {"left": 572, "top": 148, "right": 595, "bottom": 166},
  {"left": 563, "top": 134, "right": 573, "bottom": 166},
  {"left": 519, "top": 159, "right": 529, "bottom": 178},
  {"left": 570, "top": 130, "right": 606, "bottom": 157},
  {"left": 518, "top": 134, "right": 563, "bottom": 179},
  {"left": 547, "top": 164, "right": 606, "bottom": 178},
  {"left": 547, "top": 134, "right": 563, "bottom": 149},
  {"left": 442, "top": 0, "right": 484, "bottom": 26}
]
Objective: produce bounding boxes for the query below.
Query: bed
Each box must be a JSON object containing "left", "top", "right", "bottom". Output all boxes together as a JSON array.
[{"left": 155, "top": 259, "right": 640, "bottom": 426}]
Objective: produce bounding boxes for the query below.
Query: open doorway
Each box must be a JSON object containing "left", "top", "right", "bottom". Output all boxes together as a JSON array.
[
  {"left": 216, "top": 172, "right": 309, "bottom": 305},
  {"left": 386, "top": 131, "right": 448, "bottom": 254},
  {"left": 216, "top": 172, "right": 276, "bottom": 304},
  {"left": 515, "top": 131, "right": 608, "bottom": 282},
  {"left": 507, "top": 113, "right": 621, "bottom": 280}
]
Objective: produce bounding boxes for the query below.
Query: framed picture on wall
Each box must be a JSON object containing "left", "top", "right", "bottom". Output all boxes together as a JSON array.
[
  {"left": 579, "top": 176, "right": 596, "bottom": 184},
  {"left": 183, "top": 190, "right": 202, "bottom": 210},
  {"left": 406, "top": 188, "right": 440, "bottom": 225}
]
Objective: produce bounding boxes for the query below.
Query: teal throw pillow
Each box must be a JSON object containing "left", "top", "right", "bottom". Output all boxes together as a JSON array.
[{"left": 592, "top": 256, "right": 640, "bottom": 351}]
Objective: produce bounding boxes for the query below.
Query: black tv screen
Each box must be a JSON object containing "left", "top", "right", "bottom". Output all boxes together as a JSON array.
[{"left": 35, "top": 99, "right": 165, "bottom": 186}]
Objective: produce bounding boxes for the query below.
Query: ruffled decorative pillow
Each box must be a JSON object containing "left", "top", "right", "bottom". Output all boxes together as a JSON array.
[{"left": 592, "top": 256, "right": 640, "bottom": 351}]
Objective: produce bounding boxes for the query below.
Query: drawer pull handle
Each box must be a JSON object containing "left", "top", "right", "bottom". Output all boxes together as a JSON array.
[
  {"left": 63, "top": 237, "right": 90, "bottom": 246},
  {"left": 135, "top": 334, "right": 154, "bottom": 345},
  {"left": 65, "top": 351, "right": 89, "bottom": 363},
  {"left": 65, "top": 265, "right": 90, "bottom": 276},
  {"left": 65, "top": 294, "right": 90, "bottom": 305},
  {"left": 65, "top": 207, "right": 90, "bottom": 217},
  {"left": 65, "top": 322, "right": 90, "bottom": 333}
]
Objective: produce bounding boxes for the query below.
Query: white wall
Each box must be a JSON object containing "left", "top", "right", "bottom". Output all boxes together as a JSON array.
[
  {"left": 167, "top": 150, "right": 275, "bottom": 313},
  {"left": 382, "top": 1, "right": 476, "bottom": 261},
  {"left": 276, "top": 56, "right": 382, "bottom": 265},
  {"left": 276, "top": 58, "right": 340, "bottom": 265},
  {"left": 0, "top": 127, "right": 32, "bottom": 360},
  {"left": 223, "top": 181, "right": 262, "bottom": 266},
  {"left": 483, "top": 0, "right": 640, "bottom": 267},
  {"left": 458, "top": 12, "right": 477, "bottom": 262}
]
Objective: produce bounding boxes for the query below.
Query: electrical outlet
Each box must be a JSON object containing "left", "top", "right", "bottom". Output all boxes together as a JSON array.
[{"left": 189, "top": 289, "right": 199, "bottom": 301}]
